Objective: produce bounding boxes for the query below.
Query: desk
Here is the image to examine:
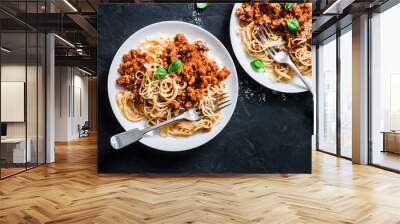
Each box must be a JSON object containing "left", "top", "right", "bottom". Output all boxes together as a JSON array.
[
  {"left": 382, "top": 131, "right": 400, "bottom": 154},
  {"left": 1, "top": 138, "right": 31, "bottom": 163}
]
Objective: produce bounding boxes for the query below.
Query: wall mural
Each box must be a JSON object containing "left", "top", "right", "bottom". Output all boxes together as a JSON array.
[{"left": 97, "top": 3, "right": 313, "bottom": 173}]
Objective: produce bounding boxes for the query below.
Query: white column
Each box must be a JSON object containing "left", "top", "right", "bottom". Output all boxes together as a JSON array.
[
  {"left": 45, "top": 0, "right": 55, "bottom": 163},
  {"left": 46, "top": 33, "right": 55, "bottom": 163},
  {"left": 312, "top": 46, "right": 317, "bottom": 150},
  {"left": 352, "top": 14, "right": 369, "bottom": 164}
]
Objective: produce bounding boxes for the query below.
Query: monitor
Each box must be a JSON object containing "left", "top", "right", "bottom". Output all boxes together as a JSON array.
[{"left": 1, "top": 123, "right": 7, "bottom": 137}]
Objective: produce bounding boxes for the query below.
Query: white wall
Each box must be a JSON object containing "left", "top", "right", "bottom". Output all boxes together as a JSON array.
[
  {"left": 55, "top": 67, "right": 69, "bottom": 141},
  {"left": 1, "top": 65, "right": 40, "bottom": 138},
  {"left": 71, "top": 73, "right": 89, "bottom": 138},
  {"left": 1, "top": 64, "right": 27, "bottom": 140},
  {"left": 55, "top": 67, "right": 89, "bottom": 141},
  {"left": 1, "top": 63, "right": 46, "bottom": 164},
  {"left": 1, "top": 65, "right": 26, "bottom": 138}
]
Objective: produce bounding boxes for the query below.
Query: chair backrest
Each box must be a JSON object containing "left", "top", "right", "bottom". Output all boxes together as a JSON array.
[{"left": 82, "top": 121, "right": 90, "bottom": 129}]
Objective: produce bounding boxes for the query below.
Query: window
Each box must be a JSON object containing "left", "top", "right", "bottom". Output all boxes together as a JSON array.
[
  {"left": 370, "top": 3, "right": 400, "bottom": 171},
  {"left": 390, "top": 74, "right": 400, "bottom": 130},
  {"left": 340, "top": 28, "right": 352, "bottom": 158},
  {"left": 318, "top": 36, "right": 337, "bottom": 154}
]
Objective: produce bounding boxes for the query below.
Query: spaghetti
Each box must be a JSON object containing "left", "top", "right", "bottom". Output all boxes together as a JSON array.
[
  {"left": 236, "top": 3, "right": 312, "bottom": 81},
  {"left": 116, "top": 34, "right": 230, "bottom": 136}
]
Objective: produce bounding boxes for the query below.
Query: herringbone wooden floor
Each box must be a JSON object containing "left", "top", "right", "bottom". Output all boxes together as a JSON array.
[{"left": 1, "top": 135, "right": 400, "bottom": 224}]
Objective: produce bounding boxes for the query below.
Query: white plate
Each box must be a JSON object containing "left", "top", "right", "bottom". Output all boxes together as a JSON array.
[
  {"left": 108, "top": 21, "right": 239, "bottom": 152},
  {"left": 229, "top": 3, "right": 311, "bottom": 93}
]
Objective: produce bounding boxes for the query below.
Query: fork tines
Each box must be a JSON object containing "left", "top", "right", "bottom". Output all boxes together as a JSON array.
[
  {"left": 265, "top": 47, "right": 276, "bottom": 57},
  {"left": 259, "top": 24, "right": 272, "bottom": 40},
  {"left": 254, "top": 22, "right": 279, "bottom": 57},
  {"left": 215, "top": 93, "right": 231, "bottom": 112}
]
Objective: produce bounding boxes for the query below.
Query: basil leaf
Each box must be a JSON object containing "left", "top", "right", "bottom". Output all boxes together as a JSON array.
[
  {"left": 287, "top": 18, "right": 300, "bottom": 32},
  {"left": 196, "top": 3, "right": 208, "bottom": 9},
  {"left": 168, "top": 60, "right": 183, "bottom": 74},
  {"left": 250, "top": 59, "right": 265, "bottom": 70},
  {"left": 284, "top": 3, "right": 295, "bottom": 10},
  {"left": 155, "top": 67, "right": 167, "bottom": 78}
]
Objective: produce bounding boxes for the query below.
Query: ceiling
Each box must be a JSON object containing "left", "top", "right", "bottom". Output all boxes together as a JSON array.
[
  {"left": 0, "top": 0, "right": 394, "bottom": 73},
  {"left": 1, "top": 32, "right": 45, "bottom": 63}
]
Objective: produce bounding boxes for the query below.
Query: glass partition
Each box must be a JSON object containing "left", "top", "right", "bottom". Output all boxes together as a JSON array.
[
  {"left": 0, "top": 1, "right": 46, "bottom": 179},
  {"left": 1, "top": 31, "right": 28, "bottom": 177}
]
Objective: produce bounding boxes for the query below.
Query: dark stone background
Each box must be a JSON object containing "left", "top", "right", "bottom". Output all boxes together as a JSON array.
[{"left": 97, "top": 3, "right": 313, "bottom": 173}]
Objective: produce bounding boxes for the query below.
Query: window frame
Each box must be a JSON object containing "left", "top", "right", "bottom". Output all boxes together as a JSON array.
[
  {"left": 315, "top": 24, "right": 353, "bottom": 161},
  {"left": 367, "top": 0, "right": 400, "bottom": 173}
]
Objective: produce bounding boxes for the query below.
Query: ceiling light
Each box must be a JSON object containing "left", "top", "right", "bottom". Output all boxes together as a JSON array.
[
  {"left": 63, "top": 0, "right": 78, "bottom": 12},
  {"left": 54, "top": 34, "right": 75, "bottom": 48},
  {"left": 1, "top": 47, "right": 11, "bottom": 53},
  {"left": 78, "top": 67, "right": 92, "bottom": 76}
]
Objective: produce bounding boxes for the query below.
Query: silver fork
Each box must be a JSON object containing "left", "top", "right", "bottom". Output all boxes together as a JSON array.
[
  {"left": 257, "top": 24, "right": 313, "bottom": 94},
  {"left": 266, "top": 47, "right": 313, "bottom": 94},
  {"left": 110, "top": 95, "right": 231, "bottom": 150},
  {"left": 215, "top": 93, "right": 231, "bottom": 112}
]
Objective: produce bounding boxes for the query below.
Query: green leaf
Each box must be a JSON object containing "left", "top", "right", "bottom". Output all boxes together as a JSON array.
[
  {"left": 287, "top": 18, "right": 300, "bottom": 32},
  {"left": 155, "top": 67, "right": 167, "bottom": 78},
  {"left": 196, "top": 3, "right": 208, "bottom": 9},
  {"left": 284, "top": 3, "right": 295, "bottom": 10},
  {"left": 250, "top": 59, "right": 265, "bottom": 70},
  {"left": 168, "top": 60, "right": 183, "bottom": 74}
]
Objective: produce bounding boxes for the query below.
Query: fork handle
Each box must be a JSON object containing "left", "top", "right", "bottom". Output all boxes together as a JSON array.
[
  {"left": 287, "top": 61, "right": 313, "bottom": 95},
  {"left": 110, "top": 128, "right": 145, "bottom": 150},
  {"left": 110, "top": 114, "right": 185, "bottom": 150},
  {"left": 142, "top": 114, "right": 185, "bottom": 135}
]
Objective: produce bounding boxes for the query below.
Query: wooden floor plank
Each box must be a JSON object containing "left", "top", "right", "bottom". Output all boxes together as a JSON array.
[{"left": 1, "top": 135, "right": 400, "bottom": 224}]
